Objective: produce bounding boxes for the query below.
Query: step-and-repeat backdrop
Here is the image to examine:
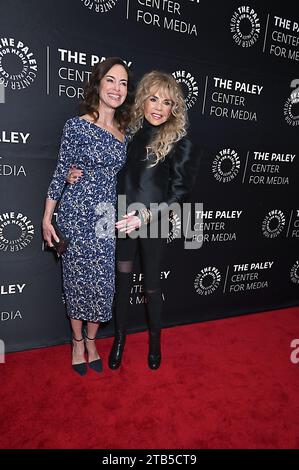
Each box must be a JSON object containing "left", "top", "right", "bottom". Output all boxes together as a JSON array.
[{"left": 0, "top": 0, "right": 298, "bottom": 351}]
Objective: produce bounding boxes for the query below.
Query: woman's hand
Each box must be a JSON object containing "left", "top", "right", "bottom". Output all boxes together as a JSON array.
[
  {"left": 66, "top": 165, "right": 83, "bottom": 184},
  {"left": 115, "top": 211, "right": 141, "bottom": 234},
  {"left": 42, "top": 219, "right": 59, "bottom": 248}
]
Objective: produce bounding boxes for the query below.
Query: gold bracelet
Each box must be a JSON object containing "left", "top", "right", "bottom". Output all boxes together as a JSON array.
[{"left": 139, "top": 208, "right": 152, "bottom": 225}]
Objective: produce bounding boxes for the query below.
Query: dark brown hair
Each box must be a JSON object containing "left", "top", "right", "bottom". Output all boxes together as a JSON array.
[{"left": 80, "top": 57, "right": 134, "bottom": 130}]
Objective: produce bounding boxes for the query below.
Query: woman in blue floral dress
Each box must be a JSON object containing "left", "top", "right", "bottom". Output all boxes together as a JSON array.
[{"left": 42, "top": 58, "right": 133, "bottom": 375}]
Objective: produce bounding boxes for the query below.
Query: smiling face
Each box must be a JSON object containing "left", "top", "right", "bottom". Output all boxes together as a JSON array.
[
  {"left": 98, "top": 64, "right": 128, "bottom": 109},
  {"left": 143, "top": 88, "right": 174, "bottom": 126}
]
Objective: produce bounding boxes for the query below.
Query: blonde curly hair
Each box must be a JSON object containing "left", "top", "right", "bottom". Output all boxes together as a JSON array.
[{"left": 129, "top": 71, "right": 187, "bottom": 165}]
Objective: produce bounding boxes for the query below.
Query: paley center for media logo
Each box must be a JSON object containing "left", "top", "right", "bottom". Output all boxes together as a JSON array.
[
  {"left": 80, "top": 0, "right": 118, "bottom": 14},
  {"left": 172, "top": 70, "right": 198, "bottom": 109},
  {"left": 290, "top": 260, "right": 299, "bottom": 284},
  {"left": 230, "top": 6, "right": 260, "bottom": 48},
  {"left": 0, "top": 37, "right": 38, "bottom": 91},
  {"left": 284, "top": 79, "right": 299, "bottom": 127},
  {"left": 262, "top": 209, "right": 286, "bottom": 238},
  {"left": 167, "top": 211, "right": 181, "bottom": 244},
  {"left": 194, "top": 266, "right": 221, "bottom": 295},
  {"left": 212, "top": 148, "right": 241, "bottom": 183},
  {"left": 0, "top": 211, "right": 35, "bottom": 252}
]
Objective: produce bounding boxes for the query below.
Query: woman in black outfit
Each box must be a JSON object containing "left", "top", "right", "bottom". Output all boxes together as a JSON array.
[
  {"left": 68, "top": 70, "right": 198, "bottom": 370},
  {"left": 109, "top": 71, "right": 198, "bottom": 370}
]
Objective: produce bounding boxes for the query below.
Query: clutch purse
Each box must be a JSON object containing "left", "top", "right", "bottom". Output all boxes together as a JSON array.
[{"left": 51, "top": 218, "right": 70, "bottom": 256}]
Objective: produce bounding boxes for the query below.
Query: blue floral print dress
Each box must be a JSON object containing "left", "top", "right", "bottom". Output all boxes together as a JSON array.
[{"left": 47, "top": 116, "right": 127, "bottom": 322}]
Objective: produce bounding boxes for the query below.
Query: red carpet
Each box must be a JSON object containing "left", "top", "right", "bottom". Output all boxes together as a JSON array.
[{"left": 1, "top": 307, "right": 299, "bottom": 449}]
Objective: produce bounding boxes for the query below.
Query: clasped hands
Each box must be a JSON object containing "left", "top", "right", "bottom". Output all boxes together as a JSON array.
[
  {"left": 115, "top": 211, "right": 141, "bottom": 234},
  {"left": 67, "top": 165, "right": 141, "bottom": 234}
]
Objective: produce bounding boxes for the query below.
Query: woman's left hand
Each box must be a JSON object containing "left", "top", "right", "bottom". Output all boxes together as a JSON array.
[{"left": 115, "top": 211, "right": 141, "bottom": 234}]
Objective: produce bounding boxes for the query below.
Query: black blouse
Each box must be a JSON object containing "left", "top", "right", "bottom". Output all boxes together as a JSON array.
[{"left": 117, "top": 119, "right": 199, "bottom": 219}]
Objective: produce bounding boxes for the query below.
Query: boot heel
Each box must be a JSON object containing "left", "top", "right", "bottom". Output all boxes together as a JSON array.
[{"left": 148, "top": 329, "right": 161, "bottom": 370}]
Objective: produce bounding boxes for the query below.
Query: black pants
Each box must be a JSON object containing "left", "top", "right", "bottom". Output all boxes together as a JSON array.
[{"left": 114, "top": 234, "right": 165, "bottom": 331}]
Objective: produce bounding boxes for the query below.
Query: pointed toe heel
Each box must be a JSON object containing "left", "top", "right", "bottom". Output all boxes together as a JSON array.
[
  {"left": 89, "top": 358, "right": 103, "bottom": 373},
  {"left": 72, "top": 362, "right": 87, "bottom": 376},
  {"left": 84, "top": 333, "right": 103, "bottom": 373},
  {"left": 72, "top": 336, "right": 87, "bottom": 376}
]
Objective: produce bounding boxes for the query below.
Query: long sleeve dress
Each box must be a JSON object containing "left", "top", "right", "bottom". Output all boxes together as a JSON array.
[{"left": 47, "top": 116, "right": 128, "bottom": 322}]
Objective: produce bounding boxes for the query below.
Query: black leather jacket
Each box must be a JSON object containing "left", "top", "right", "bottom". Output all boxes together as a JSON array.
[{"left": 117, "top": 120, "right": 199, "bottom": 220}]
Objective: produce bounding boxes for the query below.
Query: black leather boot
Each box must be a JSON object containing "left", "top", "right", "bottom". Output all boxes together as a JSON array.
[
  {"left": 108, "top": 331, "right": 126, "bottom": 370},
  {"left": 148, "top": 329, "right": 161, "bottom": 370}
]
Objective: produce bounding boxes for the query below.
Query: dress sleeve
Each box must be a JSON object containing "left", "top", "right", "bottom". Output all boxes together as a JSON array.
[{"left": 47, "top": 120, "right": 76, "bottom": 201}]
